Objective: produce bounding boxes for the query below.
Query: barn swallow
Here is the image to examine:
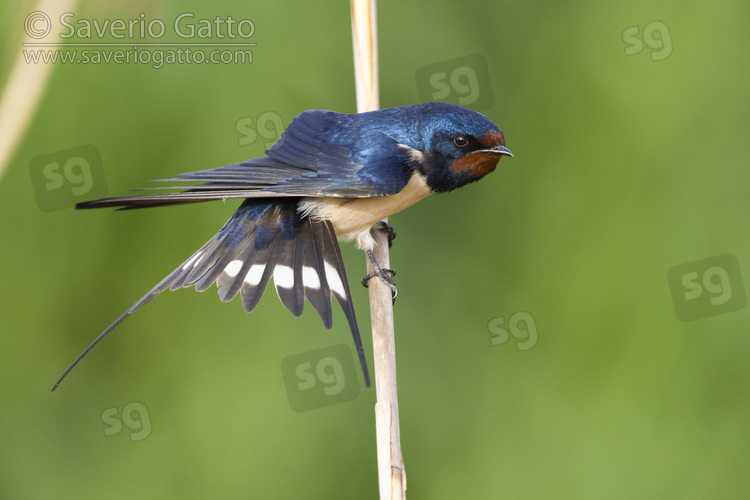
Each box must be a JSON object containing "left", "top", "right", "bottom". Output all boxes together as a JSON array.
[{"left": 51, "top": 102, "right": 512, "bottom": 391}]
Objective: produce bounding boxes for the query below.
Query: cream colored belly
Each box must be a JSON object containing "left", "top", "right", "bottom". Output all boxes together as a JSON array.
[{"left": 298, "top": 172, "right": 432, "bottom": 249}]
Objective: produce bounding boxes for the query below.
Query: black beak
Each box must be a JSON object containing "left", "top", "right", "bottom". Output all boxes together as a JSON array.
[{"left": 483, "top": 144, "right": 513, "bottom": 157}]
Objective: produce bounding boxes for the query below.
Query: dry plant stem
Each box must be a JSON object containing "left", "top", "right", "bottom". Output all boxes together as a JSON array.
[
  {"left": 350, "top": 0, "right": 406, "bottom": 498},
  {"left": 368, "top": 227, "right": 406, "bottom": 499},
  {"left": 0, "top": 0, "right": 80, "bottom": 180}
]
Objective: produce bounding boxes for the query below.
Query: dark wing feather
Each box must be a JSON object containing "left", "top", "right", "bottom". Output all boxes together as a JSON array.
[
  {"left": 316, "top": 220, "right": 370, "bottom": 387},
  {"left": 76, "top": 109, "right": 414, "bottom": 211},
  {"left": 273, "top": 224, "right": 307, "bottom": 317}
]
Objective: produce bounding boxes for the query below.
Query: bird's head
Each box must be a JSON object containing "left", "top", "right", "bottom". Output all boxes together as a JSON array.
[{"left": 405, "top": 103, "right": 513, "bottom": 193}]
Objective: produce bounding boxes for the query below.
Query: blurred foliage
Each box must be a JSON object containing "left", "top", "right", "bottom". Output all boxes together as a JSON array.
[{"left": 1, "top": 0, "right": 749, "bottom": 498}]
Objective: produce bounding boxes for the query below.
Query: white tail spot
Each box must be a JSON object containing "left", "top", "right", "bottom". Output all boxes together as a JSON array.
[
  {"left": 302, "top": 266, "right": 321, "bottom": 290},
  {"left": 274, "top": 265, "right": 294, "bottom": 289},
  {"left": 223, "top": 260, "right": 243, "bottom": 278},
  {"left": 244, "top": 264, "right": 266, "bottom": 286},
  {"left": 182, "top": 251, "right": 202, "bottom": 270},
  {"left": 324, "top": 262, "right": 346, "bottom": 298}
]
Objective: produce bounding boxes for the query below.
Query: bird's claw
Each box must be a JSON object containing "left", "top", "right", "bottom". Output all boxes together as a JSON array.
[
  {"left": 361, "top": 268, "right": 398, "bottom": 302},
  {"left": 362, "top": 248, "right": 398, "bottom": 303},
  {"left": 374, "top": 221, "right": 397, "bottom": 248}
]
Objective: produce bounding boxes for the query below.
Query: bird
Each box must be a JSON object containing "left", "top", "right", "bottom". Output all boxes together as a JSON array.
[{"left": 51, "top": 102, "right": 512, "bottom": 391}]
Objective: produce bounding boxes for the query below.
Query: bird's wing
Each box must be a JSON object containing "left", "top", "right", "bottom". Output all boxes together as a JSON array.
[
  {"left": 52, "top": 199, "right": 370, "bottom": 390},
  {"left": 78, "top": 110, "right": 414, "bottom": 210}
]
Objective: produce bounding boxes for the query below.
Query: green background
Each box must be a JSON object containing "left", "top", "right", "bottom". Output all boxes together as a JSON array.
[{"left": 2, "top": 0, "right": 749, "bottom": 498}]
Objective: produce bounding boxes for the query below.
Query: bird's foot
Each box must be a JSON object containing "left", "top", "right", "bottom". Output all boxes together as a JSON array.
[
  {"left": 374, "top": 221, "right": 397, "bottom": 248},
  {"left": 361, "top": 249, "right": 398, "bottom": 303}
]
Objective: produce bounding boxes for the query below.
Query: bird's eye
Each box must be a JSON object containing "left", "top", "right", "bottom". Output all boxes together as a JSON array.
[{"left": 453, "top": 134, "right": 470, "bottom": 148}]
